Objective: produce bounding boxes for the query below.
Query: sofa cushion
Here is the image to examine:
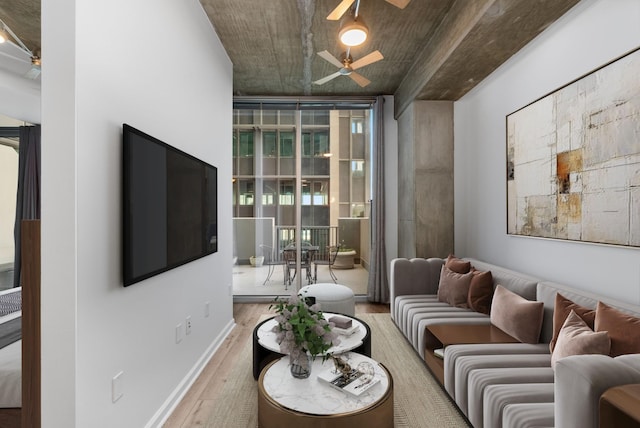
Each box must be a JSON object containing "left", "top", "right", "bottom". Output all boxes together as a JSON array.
[
  {"left": 491, "top": 285, "right": 544, "bottom": 344},
  {"left": 551, "top": 310, "right": 610, "bottom": 368},
  {"left": 468, "top": 269, "right": 493, "bottom": 315},
  {"left": 502, "top": 403, "right": 555, "bottom": 428},
  {"left": 455, "top": 354, "right": 552, "bottom": 419},
  {"left": 443, "top": 343, "right": 550, "bottom": 398},
  {"left": 595, "top": 301, "right": 640, "bottom": 357},
  {"left": 437, "top": 266, "right": 473, "bottom": 308},
  {"left": 466, "top": 367, "right": 554, "bottom": 424},
  {"left": 484, "top": 383, "right": 554, "bottom": 428},
  {"left": 445, "top": 254, "right": 471, "bottom": 274},
  {"left": 549, "top": 293, "right": 596, "bottom": 352}
]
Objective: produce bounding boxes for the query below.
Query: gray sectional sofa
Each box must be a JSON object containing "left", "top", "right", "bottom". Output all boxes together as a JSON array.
[{"left": 390, "top": 257, "right": 640, "bottom": 428}]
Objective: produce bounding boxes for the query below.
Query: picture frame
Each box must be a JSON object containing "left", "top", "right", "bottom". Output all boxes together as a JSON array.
[{"left": 506, "top": 46, "right": 640, "bottom": 247}]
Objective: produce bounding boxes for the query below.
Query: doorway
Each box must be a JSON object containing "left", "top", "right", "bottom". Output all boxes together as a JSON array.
[{"left": 231, "top": 105, "right": 373, "bottom": 298}]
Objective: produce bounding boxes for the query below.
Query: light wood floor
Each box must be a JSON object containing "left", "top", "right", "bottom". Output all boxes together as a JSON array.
[{"left": 163, "top": 302, "right": 390, "bottom": 427}]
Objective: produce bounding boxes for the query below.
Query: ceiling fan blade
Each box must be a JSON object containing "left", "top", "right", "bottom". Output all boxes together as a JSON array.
[
  {"left": 313, "top": 71, "right": 343, "bottom": 85},
  {"left": 327, "top": 0, "right": 356, "bottom": 20},
  {"left": 317, "top": 50, "right": 344, "bottom": 68},
  {"left": 350, "top": 50, "right": 384, "bottom": 70},
  {"left": 0, "top": 50, "right": 30, "bottom": 64},
  {"left": 385, "top": 0, "right": 411, "bottom": 8},
  {"left": 349, "top": 72, "right": 371, "bottom": 87}
]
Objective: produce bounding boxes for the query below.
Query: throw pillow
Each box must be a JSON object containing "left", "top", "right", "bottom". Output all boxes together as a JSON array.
[
  {"left": 595, "top": 301, "right": 640, "bottom": 357},
  {"left": 467, "top": 269, "right": 493, "bottom": 315},
  {"left": 551, "top": 310, "right": 610, "bottom": 368},
  {"left": 549, "top": 293, "right": 596, "bottom": 352},
  {"left": 444, "top": 254, "right": 471, "bottom": 274},
  {"left": 490, "top": 285, "right": 544, "bottom": 344},
  {"left": 437, "top": 266, "right": 473, "bottom": 308}
]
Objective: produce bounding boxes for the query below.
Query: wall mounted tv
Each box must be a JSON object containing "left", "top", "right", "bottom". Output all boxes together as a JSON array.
[{"left": 123, "top": 124, "right": 218, "bottom": 286}]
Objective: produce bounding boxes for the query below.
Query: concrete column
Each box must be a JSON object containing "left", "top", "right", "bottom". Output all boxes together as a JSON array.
[{"left": 397, "top": 100, "right": 454, "bottom": 259}]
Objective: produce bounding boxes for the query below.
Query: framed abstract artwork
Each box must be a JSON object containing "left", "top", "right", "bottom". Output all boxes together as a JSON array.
[{"left": 507, "top": 46, "right": 640, "bottom": 247}]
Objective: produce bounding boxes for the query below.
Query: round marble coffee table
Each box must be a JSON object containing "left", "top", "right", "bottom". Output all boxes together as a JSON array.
[
  {"left": 252, "top": 312, "right": 371, "bottom": 379},
  {"left": 258, "top": 352, "right": 394, "bottom": 428}
]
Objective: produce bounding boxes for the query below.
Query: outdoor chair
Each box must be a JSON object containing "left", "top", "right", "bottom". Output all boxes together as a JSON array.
[
  {"left": 283, "top": 243, "right": 316, "bottom": 287},
  {"left": 259, "top": 244, "right": 286, "bottom": 286},
  {"left": 313, "top": 244, "right": 341, "bottom": 284}
]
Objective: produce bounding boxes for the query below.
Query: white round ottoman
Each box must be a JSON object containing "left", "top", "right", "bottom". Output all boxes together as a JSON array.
[{"left": 299, "top": 283, "right": 355, "bottom": 316}]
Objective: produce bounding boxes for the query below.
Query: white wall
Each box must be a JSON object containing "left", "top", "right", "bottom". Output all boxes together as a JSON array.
[
  {"left": 41, "top": 0, "right": 233, "bottom": 427},
  {"left": 454, "top": 0, "right": 640, "bottom": 303}
]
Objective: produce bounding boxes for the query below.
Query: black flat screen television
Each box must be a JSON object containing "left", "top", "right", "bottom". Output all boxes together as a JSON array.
[{"left": 123, "top": 124, "right": 218, "bottom": 286}]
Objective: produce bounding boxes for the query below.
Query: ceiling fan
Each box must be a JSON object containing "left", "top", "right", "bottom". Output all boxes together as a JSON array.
[
  {"left": 313, "top": 49, "right": 383, "bottom": 87},
  {"left": 327, "top": 0, "right": 411, "bottom": 20}
]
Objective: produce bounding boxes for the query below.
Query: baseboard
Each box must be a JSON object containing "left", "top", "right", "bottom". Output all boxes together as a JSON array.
[{"left": 145, "top": 317, "right": 236, "bottom": 428}]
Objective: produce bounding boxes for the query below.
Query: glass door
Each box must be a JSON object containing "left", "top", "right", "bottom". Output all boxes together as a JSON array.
[{"left": 232, "top": 107, "right": 372, "bottom": 297}]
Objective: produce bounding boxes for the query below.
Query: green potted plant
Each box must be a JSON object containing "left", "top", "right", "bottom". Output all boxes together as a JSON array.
[{"left": 270, "top": 294, "right": 339, "bottom": 378}]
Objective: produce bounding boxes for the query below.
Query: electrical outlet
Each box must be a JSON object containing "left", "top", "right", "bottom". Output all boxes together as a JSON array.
[
  {"left": 176, "top": 323, "right": 183, "bottom": 344},
  {"left": 205, "top": 301, "right": 210, "bottom": 318},
  {"left": 186, "top": 316, "right": 192, "bottom": 335},
  {"left": 112, "top": 371, "right": 124, "bottom": 403}
]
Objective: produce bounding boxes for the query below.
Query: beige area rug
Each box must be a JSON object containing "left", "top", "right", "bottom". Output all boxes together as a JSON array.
[{"left": 205, "top": 313, "right": 470, "bottom": 427}]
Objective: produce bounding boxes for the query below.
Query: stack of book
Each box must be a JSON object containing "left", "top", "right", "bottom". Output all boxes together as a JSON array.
[{"left": 328, "top": 315, "right": 359, "bottom": 336}]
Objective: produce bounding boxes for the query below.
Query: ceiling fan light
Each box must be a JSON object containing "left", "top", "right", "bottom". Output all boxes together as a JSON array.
[{"left": 339, "top": 20, "right": 368, "bottom": 47}]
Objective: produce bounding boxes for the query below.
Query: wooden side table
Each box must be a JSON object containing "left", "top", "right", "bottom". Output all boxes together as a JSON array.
[
  {"left": 600, "top": 384, "right": 640, "bottom": 427},
  {"left": 424, "top": 324, "right": 519, "bottom": 384}
]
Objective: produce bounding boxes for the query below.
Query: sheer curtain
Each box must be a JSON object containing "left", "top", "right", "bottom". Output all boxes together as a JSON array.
[
  {"left": 367, "top": 96, "right": 389, "bottom": 303},
  {"left": 13, "top": 125, "right": 41, "bottom": 288}
]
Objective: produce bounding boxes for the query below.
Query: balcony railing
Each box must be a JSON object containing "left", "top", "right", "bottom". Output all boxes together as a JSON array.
[{"left": 275, "top": 226, "right": 338, "bottom": 261}]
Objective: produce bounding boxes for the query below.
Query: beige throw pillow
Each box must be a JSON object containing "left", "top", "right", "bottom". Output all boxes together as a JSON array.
[
  {"left": 551, "top": 310, "right": 610, "bottom": 368},
  {"left": 437, "top": 266, "right": 473, "bottom": 308},
  {"left": 549, "top": 293, "right": 596, "bottom": 352},
  {"left": 490, "top": 285, "right": 544, "bottom": 344}
]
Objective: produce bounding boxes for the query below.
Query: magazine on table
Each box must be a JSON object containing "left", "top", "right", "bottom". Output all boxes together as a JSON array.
[{"left": 317, "top": 367, "right": 379, "bottom": 396}]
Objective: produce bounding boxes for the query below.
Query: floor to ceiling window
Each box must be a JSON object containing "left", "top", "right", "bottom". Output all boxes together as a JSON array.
[{"left": 232, "top": 100, "right": 373, "bottom": 298}]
